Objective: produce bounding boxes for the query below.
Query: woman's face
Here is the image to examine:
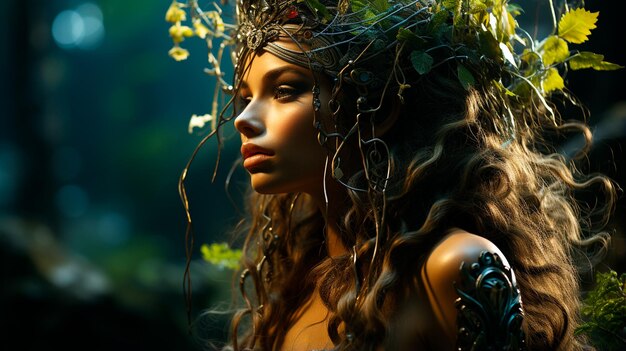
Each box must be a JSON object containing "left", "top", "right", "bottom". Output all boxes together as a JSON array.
[{"left": 234, "top": 41, "right": 329, "bottom": 195}]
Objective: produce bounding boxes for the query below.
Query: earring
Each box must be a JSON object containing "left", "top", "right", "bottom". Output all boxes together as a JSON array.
[
  {"left": 259, "top": 212, "right": 277, "bottom": 283},
  {"left": 333, "top": 157, "right": 344, "bottom": 180},
  {"left": 312, "top": 85, "right": 321, "bottom": 111},
  {"left": 362, "top": 138, "right": 391, "bottom": 192}
]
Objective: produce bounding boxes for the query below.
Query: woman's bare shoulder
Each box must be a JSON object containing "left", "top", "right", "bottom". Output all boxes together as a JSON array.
[
  {"left": 417, "top": 228, "right": 524, "bottom": 349},
  {"left": 423, "top": 228, "right": 510, "bottom": 281}
]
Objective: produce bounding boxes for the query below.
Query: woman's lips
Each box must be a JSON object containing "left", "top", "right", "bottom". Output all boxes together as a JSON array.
[
  {"left": 241, "top": 143, "right": 274, "bottom": 171},
  {"left": 243, "top": 153, "right": 272, "bottom": 171}
]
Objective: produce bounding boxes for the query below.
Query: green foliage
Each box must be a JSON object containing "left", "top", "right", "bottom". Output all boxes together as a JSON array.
[
  {"left": 570, "top": 52, "right": 624, "bottom": 71},
  {"left": 477, "top": 30, "right": 501, "bottom": 63},
  {"left": 397, "top": 28, "right": 426, "bottom": 48},
  {"left": 558, "top": 8, "right": 598, "bottom": 44},
  {"left": 167, "top": 0, "right": 622, "bottom": 134},
  {"left": 410, "top": 51, "right": 433, "bottom": 74},
  {"left": 351, "top": 0, "right": 396, "bottom": 29},
  {"left": 541, "top": 67, "right": 564, "bottom": 93},
  {"left": 540, "top": 36, "right": 569, "bottom": 66},
  {"left": 457, "top": 64, "right": 475, "bottom": 90},
  {"left": 429, "top": 8, "right": 450, "bottom": 32},
  {"left": 303, "top": 0, "right": 331, "bottom": 22},
  {"left": 200, "top": 242, "right": 242, "bottom": 270},
  {"left": 575, "top": 271, "right": 626, "bottom": 350},
  {"left": 442, "top": 0, "right": 462, "bottom": 24}
]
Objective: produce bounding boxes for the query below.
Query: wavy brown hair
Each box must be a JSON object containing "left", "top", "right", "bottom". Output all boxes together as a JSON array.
[
  {"left": 165, "top": 1, "right": 621, "bottom": 349},
  {"left": 220, "top": 45, "right": 617, "bottom": 350}
]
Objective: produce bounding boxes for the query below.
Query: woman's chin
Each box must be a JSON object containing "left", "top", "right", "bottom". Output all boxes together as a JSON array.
[
  {"left": 249, "top": 175, "right": 286, "bottom": 194},
  {"left": 249, "top": 174, "right": 318, "bottom": 195}
]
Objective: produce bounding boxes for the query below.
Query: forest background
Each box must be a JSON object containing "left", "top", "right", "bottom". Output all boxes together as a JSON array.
[{"left": 1, "top": 0, "right": 624, "bottom": 350}]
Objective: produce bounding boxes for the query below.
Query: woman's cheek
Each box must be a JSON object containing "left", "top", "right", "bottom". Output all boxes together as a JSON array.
[{"left": 270, "top": 104, "right": 317, "bottom": 145}]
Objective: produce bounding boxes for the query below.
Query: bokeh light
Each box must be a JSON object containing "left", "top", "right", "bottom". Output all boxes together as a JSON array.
[{"left": 52, "top": 3, "right": 104, "bottom": 50}]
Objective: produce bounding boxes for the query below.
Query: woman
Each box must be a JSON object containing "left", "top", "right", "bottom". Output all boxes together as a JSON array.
[{"left": 168, "top": 0, "right": 618, "bottom": 349}]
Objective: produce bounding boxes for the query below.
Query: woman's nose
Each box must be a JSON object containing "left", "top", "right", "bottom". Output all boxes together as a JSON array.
[{"left": 234, "top": 101, "right": 264, "bottom": 139}]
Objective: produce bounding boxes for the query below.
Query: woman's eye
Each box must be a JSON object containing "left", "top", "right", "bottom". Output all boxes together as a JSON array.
[{"left": 274, "top": 86, "right": 300, "bottom": 100}]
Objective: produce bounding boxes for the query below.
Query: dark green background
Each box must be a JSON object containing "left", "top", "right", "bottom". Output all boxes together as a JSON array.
[{"left": 1, "top": 1, "right": 624, "bottom": 350}]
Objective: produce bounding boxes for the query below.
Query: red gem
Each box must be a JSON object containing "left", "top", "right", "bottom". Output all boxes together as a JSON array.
[{"left": 287, "top": 6, "right": 298, "bottom": 19}]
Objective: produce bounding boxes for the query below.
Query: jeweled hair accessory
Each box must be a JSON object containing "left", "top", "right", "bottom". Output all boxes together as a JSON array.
[{"left": 167, "top": 0, "right": 621, "bottom": 137}]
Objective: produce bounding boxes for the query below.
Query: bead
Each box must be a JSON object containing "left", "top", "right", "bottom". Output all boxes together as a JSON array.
[{"left": 286, "top": 6, "right": 298, "bottom": 19}]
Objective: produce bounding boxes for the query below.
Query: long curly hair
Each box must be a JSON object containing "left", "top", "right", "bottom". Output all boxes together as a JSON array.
[
  {"left": 224, "top": 44, "right": 616, "bottom": 350},
  {"left": 170, "top": 1, "right": 619, "bottom": 350}
]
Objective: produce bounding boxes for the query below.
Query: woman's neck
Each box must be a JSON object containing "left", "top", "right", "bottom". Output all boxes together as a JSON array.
[{"left": 308, "top": 183, "right": 350, "bottom": 258}]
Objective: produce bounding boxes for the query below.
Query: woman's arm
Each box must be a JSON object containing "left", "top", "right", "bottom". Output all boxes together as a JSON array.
[{"left": 419, "top": 229, "right": 525, "bottom": 350}]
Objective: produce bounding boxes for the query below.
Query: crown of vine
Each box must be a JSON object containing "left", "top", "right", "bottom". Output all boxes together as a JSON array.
[{"left": 166, "top": 0, "right": 621, "bottom": 134}]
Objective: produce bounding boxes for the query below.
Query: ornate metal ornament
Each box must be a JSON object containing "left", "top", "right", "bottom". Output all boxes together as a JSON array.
[
  {"left": 169, "top": 0, "right": 621, "bottom": 151},
  {"left": 455, "top": 251, "right": 526, "bottom": 350},
  {"left": 238, "top": 22, "right": 282, "bottom": 51}
]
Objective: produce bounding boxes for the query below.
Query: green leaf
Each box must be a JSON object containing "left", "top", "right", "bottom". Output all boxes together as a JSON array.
[
  {"left": 542, "top": 67, "right": 564, "bottom": 93},
  {"left": 593, "top": 61, "right": 624, "bottom": 71},
  {"left": 478, "top": 30, "right": 502, "bottom": 62},
  {"left": 369, "top": 0, "right": 392, "bottom": 13},
  {"left": 442, "top": 0, "right": 460, "bottom": 10},
  {"left": 350, "top": 0, "right": 366, "bottom": 11},
  {"left": 200, "top": 242, "right": 242, "bottom": 270},
  {"left": 303, "top": 0, "right": 331, "bottom": 22},
  {"left": 352, "top": 0, "right": 391, "bottom": 22},
  {"left": 467, "top": 1, "right": 487, "bottom": 15},
  {"left": 541, "top": 35, "right": 570, "bottom": 66},
  {"left": 410, "top": 51, "right": 434, "bottom": 75},
  {"left": 430, "top": 9, "right": 450, "bottom": 32},
  {"left": 442, "top": 0, "right": 462, "bottom": 25},
  {"left": 457, "top": 64, "right": 475, "bottom": 90},
  {"left": 499, "top": 42, "right": 517, "bottom": 67},
  {"left": 506, "top": 3, "right": 524, "bottom": 17},
  {"left": 575, "top": 271, "right": 626, "bottom": 350},
  {"left": 494, "top": 80, "right": 517, "bottom": 97},
  {"left": 489, "top": 0, "right": 515, "bottom": 41},
  {"left": 558, "top": 8, "right": 598, "bottom": 44},
  {"left": 570, "top": 51, "right": 624, "bottom": 71},
  {"left": 397, "top": 28, "right": 426, "bottom": 47}
]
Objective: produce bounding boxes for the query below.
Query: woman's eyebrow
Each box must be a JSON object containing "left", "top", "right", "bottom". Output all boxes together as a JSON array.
[
  {"left": 240, "top": 65, "right": 311, "bottom": 90},
  {"left": 263, "top": 66, "right": 310, "bottom": 82}
]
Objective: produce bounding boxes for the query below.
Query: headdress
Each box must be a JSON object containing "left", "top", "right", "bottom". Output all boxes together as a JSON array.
[
  {"left": 167, "top": 0, "right": 620, "bottom": 135},
  {"left": 167, "top": 0, "right": 621, "bottom": 195}
]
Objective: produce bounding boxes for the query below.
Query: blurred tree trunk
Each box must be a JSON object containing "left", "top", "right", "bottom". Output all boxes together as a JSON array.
[{"left": 9, "top": 0, "right": 57, "bottom": 228}]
